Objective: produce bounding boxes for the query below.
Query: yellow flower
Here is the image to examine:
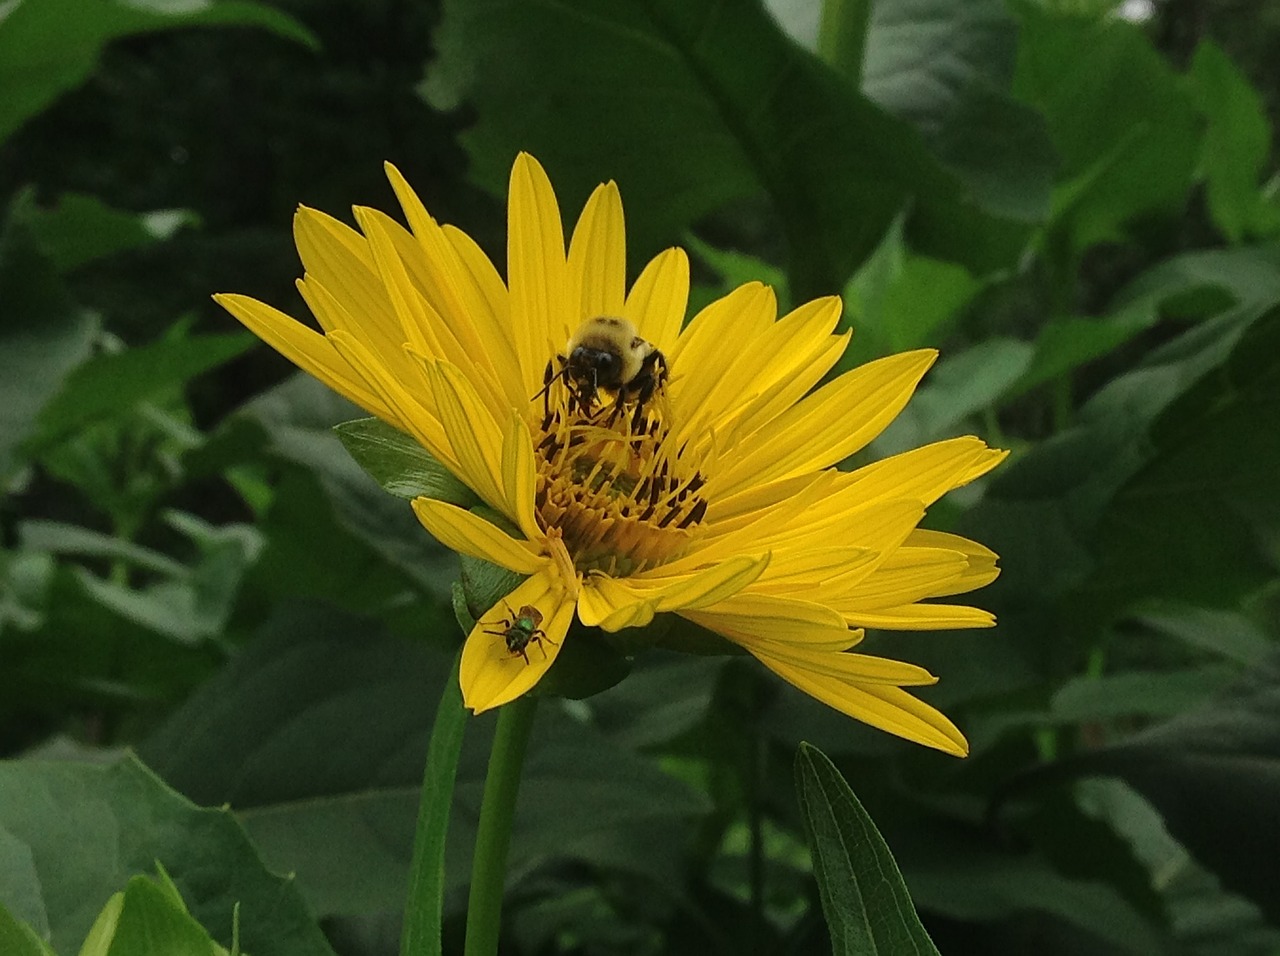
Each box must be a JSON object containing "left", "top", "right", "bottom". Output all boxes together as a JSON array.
[{"left": 215, "top": 153, "right": 1005, "bottom": 756}]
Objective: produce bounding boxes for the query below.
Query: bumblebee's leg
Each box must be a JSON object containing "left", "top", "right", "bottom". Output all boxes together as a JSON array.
[
  {"left": 629, "top": 374, "right": 658, "bottom": 432},
  {"left": 540, "top": 359, "right": 557, "bottom": 425}
]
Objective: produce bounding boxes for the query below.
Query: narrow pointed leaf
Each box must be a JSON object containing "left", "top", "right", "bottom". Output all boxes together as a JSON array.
[{"left": 795, "top": 742, "right": 940, "bottom": 956}]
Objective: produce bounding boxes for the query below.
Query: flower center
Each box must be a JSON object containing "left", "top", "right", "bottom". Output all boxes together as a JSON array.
[{"left": 533, "top": 386, "right": 708, "bottom": 575}]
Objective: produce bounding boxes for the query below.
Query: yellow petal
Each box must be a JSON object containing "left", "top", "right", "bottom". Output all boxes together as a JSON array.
[
  {"left": 293, "top": 207, "right": 400, "bottom": 340},
  {"left": 460, "top": 570, "right": 576, "bottom": 712},
  {"left": 835, "top": 437, "right": 1008, "bottom": 510},
  {"left": 708, "top": 349, "right": 937, "bottom": 498},
  {"left": 668, "top": 283, "right": 776, "bottom": 415},
  {"left": 753, "top": 649, "right": 968, "bottom": 755},
  {"left": 682, "top": 592, "right": 854, "bottom": 650},
  {"left": 847, "top": 603, "right": 997, "bottom": 630},
  {"left": 578, "top": 575, "right": 658, "bottom": 631},
  {"left": 833, "top": 547, "right": 969, "bottom": 610},
  {"left": 901, "top": 531, "right": 1001, "bottom": 596},
  {"left": 501, "top": 411, "right": 542, "bottom": 542},
  {"left": 383, "top": 163, "right": 524, "bottom": 408},
  {"left": 567, "top": 181, "right": 626, "bottom": 323},
  {"left": 744, "top": 641, "right": 937, "bottom": 686},
  {"left": 326, "top": 330, "right": 454, "bottom": 469},
  {"left": 579, "top": 553, "right": 770, "bottom": 629},
  {"left": 427, "top": 360, "right": 507, "bottom": 514},
  {"left": 508, "top": 153, "right": 568, "bottom": 399},
  {"left": 673, "top": 296, "right": 844, "bottom": 449},
  {"left": 748, "top": 547, "right": 877, "bottom": 596},
  {"left": 411, "top": 498, "right": 544, "bottom": 574},
  {"left": 624, "top": 247, "right": 690, "bottom": 354},
  {"left": 212, "top": 294, "right": 395, "bottom": 423}
]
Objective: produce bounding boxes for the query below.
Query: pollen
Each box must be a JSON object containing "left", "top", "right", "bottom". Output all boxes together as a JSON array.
[{"left": 533, "top": 385, "right": 708, "bottom": 575}]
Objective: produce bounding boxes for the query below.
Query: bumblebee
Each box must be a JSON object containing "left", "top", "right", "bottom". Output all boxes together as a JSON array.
[
  {"left": 543, "top": 316, "right": 668, "bottom": 426},
  {"left": 484, "top": 603, "right": 555, "bottom": 664}
]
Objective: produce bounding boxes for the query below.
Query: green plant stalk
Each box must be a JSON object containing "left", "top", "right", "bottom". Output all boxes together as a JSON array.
[
  {"left": 463, "top": 693, "right": 538, "bottom": 956},
  {"left": 400, "top": 649, "right": 467, "bottom": 956},
  {"left": 817, "top": 0, "right": 872, "bottom": 84}
]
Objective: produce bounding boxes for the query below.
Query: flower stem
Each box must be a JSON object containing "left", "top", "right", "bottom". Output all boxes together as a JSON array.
[
  {"left": 463, "top": 693, "right": 538, "bottom": 956},
  {"left": 400, "top": 649, "right": 467, "bottom": 956}
]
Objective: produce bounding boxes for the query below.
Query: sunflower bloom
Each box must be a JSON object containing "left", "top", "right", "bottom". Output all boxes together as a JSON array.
[{"left": 215, "top": 154, "right": 1005, "bottom": 756}]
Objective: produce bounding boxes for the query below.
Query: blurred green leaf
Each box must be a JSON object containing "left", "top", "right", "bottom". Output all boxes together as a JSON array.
[
  {"left": 141, "top": 606, "right": 709, "bottom": 918},
  {"left": 82, "top": 874, "right": 225, "bottom": 956},
  {"left": 29, "top": 331, "right": 253, "bottom": 452},
  {"left": 1136, "top": 605, "right": 1275, "bottom": 667},
  {"left": 427, "top": 0, "right": 1001, "bottom": 299},
  {"left": 1078, "top": 304, "right": 1280, "bottom": 619},
  {"left": 0, "top": 0, "right": 318, "bottom": 143},
  {"left": 0, "top": 200, "right": 97, "bottom": 480},
  {"left": 862, "top": 0, "right": 1057, "bottom": 222},
  {"left": 1110, "top": 245, "right": 1280, "bottom": 315},
  {"left": 333, "top": 417, "right": 476, "bottom": 507},
  {"left": 0, "top": 902, "right": 54, "bottom": 956},
  {"left": 841, "top": 214, "right": 981, "bottom": 366},
  {"left": 1015, "top": 5, "right": 1200, "bottom": 249},
  {"left": 1065, "top": 659, "right": 1280, "bottom": 926},
  {"left": 18, "top": 520, "right": 186, "bottom": 577},
  {"left": 25, "top": 194, "right": 196, "bottom": 273},
  {"left": 239, "top": 375, "right": 457, "bottom": 600},
  {"left": 794, "top": 742, "right": 940, "bottom": 955},
  {"left": 1050, "top": 666, "right": 1238, "bottom": 723},
  {"left": 968, "top": 299, "right": 1280, "bottom": 645},
  {"left": 1009, "top": 306, "right": 1161, "bottom": 398},
  {"left": 1190, "top": 40, "right": 1280, "bottom": 243},
  {"left": 874, "top": 338, "right": 1033, "bottom": 452},
  {"left": 0, "top": 754, "right": 334, "bottom": 956}
]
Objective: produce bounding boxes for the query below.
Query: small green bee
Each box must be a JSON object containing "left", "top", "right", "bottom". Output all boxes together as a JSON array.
[{"left": 485, "top": 604, "right": 555, "bottom": 664}]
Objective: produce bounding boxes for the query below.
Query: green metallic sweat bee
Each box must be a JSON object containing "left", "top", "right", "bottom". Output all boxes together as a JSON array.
[{"left": 485, "top": 604, "right": 556, "bottom": 664}]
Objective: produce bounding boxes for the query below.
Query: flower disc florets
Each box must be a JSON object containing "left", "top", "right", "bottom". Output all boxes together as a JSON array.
[{"left": 534, "top": 389, "right": 706, "bottom": 576}]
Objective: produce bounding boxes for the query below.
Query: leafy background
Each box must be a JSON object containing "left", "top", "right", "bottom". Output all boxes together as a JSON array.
[{"left": 2, "top": 0, "right": 1279, "bottom": 953}]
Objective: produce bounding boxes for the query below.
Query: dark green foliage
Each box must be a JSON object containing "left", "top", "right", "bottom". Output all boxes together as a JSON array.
[{"left": 1, "top": 0, "right": 1279, "bottom": 954}]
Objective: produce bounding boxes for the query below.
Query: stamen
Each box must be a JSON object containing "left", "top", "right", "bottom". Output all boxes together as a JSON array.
[{"left": 531, "top": 373, "right": 709, "bottom": 573}]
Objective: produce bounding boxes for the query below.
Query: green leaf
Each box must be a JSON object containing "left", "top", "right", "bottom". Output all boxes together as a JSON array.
[
  {"left": 426, "top": 0, "right": 984, "bottom": 299},
  {"left": 0, "top": 0, "right": 318, "bottom": 143},
  {"left": 873, "top": 338, "right": 1033, "bottom": 453},
  {"left": 333, "top": 417, "right": 476, "bottom": 507},
  {"left": 0, "top": 755, "right": 335, "bottom": 956},
  {"left": 1190, "top": 40, "right": 1280, "bottom": 242},
  {"left": 1078, "top": 304, "right": 1280, "bottom": 618},
  {"left": 0, "top": 902, "right": 55, "bottom": 956},
  {"left": 24, "top": 194, "right": 196, "bottom": 273},
  {"left": 1065, "top": 659, "right": 1280, "bottom": 926},
  {"left": 1109, "top": 245, "right": 1280, "bottom": 315},
  {"left": 1015, "top": 6, "right": 1200, "bottom": 250},
  {"left": 91, "top": 876, "right": 221, "bottom": 956},
  {"left": 794, "top": 742, "right": 940, "bottom": 956},
  {"left": 140, "top": 606, "right": 709, "bottom": 918},
  {"left": 0, "top": 198, "right": 97, "bottom": 480},
  {"left": 29, "top": 331, "right": 254, "bottom": 452},
  {"left": 965, "top": 298, "right": 1280, "bottom": 648},
  {"left": 19, "top": 520, "right": 187, "bottom": 578},
  {"left": 841, "top": 214, "right": 981, "bottom": 366},
  {"left": 862, "top": 0, "right": 1057, "bottom": 222},
  {"left": 1050, "top": 666, "right": 1238, "bottom": 723},
  {"left": 240, "top": 375, "right": 457, "bottom": 601},
  {"left": 1008, "top": 302, "right": 1163, "bottom": 398}
]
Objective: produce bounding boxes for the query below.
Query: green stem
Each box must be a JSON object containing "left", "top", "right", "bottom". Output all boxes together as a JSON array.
[
  {"left": 463, "top": 694, "right": 538, "bottom": 956},
  {"left": 817, "top": 0, "right": 872, "bottom": 83},
  {"left": 400, "top": 650, "right": 468, "bottom": 956}
]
